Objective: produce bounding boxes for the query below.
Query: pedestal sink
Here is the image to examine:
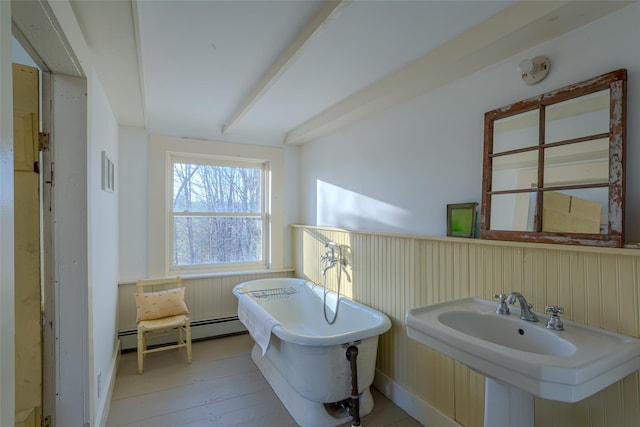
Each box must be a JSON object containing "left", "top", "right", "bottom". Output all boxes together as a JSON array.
[{"left": 406, "top": 297, "right": 640, "bottom": 427}]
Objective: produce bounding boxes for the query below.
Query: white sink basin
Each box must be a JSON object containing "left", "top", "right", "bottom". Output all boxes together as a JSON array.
[
  {"left": 406, "top": 297, "right": 640, "bottom": 403},
  {"left": 438, "top": 310, "right": 576, "bottom": 357}
]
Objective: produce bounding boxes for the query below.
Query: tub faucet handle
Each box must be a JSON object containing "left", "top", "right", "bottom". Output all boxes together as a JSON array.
[{"left": 494, "top": 294, "right": 510, "bottom": 315}]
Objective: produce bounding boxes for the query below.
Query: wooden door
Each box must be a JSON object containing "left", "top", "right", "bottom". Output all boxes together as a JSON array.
[{"left": 13, "top": 62, "right": 42, "bottom": 425}]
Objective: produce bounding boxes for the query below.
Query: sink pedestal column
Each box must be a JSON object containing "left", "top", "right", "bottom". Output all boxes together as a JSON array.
[{"left": 484, "top": 378, "right": 534, "bottom": 427}]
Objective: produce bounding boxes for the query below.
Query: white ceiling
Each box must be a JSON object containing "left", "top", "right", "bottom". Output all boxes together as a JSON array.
[{"left": 65, "top": 0, "right": 633, "bottom": 146}]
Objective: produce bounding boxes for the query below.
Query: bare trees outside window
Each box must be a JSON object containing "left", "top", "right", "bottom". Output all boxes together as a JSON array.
[{"left": 171, "top": 156, "right": 267, "bottom": 269}]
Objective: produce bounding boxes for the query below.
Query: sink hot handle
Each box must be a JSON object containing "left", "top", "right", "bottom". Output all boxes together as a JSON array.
[
  {"left": 545, "top": 306, "right": 565, "bottom": 331},
  {"left": 493, "top": 294, "right": 510, "bottom": 315}
]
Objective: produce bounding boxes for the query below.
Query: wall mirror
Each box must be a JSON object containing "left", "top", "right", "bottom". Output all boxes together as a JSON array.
[{"left": 481, "top": 69, "right": 626, "bottom": 247}]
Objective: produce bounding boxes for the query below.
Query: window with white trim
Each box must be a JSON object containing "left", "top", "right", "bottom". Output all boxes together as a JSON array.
[{"left": 169, "top": 153, "right": 269, "bottom": 273}]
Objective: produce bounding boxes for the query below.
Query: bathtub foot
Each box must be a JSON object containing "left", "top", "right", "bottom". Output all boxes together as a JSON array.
[{"left": 251, "top": 344, "right": 374, "bottom": 427}]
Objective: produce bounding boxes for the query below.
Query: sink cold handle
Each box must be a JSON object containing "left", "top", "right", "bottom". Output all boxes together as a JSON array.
[
  {"left": 494, "top": 294, "right": 510, "bottom": 315},
  {"left": 545, "top": 305, "right": 564, "bottom": 315},
  {"left": 545, "top": 305, "right": 565, "bottom": 331}
]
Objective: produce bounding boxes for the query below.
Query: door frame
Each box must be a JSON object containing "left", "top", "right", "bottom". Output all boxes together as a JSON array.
[
  {"left": 40, "top": 69, "right": 55, "bottom": 427},
  {"left": 0, "top": 4, "right": 16, "bottom": 425}
]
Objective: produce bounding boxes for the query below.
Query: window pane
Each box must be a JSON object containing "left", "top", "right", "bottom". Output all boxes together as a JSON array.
[
  {"left": 173, "top": 162, "right": 262, "bottom": 213},
  {"left": 545, "top": 89, "right": 609, "bottom": 144},
  {"left": 492, "top": 150, "right": 538, "bottom": 191},
  {"left": 493, "top": 109, "right": 539, "bottom": 153},
  {"left": 490, "top": 192, "right": 537, "bottom": 231},
  {"left": 173, "top": 216, "right": 263, "bottom": 266},
  {"left": 543, "top": 139, "right": 609, "bottom": 186}
]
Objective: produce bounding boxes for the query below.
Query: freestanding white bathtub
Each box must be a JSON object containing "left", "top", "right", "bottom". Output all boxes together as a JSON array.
[{"left": 233, "top": 278, "right": 391, "bottom": 427}]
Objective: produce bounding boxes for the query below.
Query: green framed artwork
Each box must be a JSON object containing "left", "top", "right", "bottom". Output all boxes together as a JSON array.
[{"left": 447, "top": 202, "right": 478, "bottom": 238}]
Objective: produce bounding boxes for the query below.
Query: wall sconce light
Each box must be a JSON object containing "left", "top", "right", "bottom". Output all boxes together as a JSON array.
[{"left": 517, "top": 56, "right": 550, "bottom": 85}]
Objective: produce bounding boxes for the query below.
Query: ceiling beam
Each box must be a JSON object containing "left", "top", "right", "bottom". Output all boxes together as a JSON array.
[
  {"left": 222, "top": 0, "right": 349, "bottom": 135},
  {"left": 284, "top": 0, "right": 632, "bottom": 145}
]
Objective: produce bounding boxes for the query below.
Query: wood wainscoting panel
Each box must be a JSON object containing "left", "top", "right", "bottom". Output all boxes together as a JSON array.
[
  {"left": 117, "top": 271, "right": 294, "bottom": 334},
  {"left": 292, "top": 225, "right": 640, "bottom": 427}
]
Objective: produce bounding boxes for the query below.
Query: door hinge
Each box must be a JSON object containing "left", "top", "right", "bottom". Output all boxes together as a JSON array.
[
  {"left": 42, "top": 415, "right": 52, "bottom": 427},
  {"left": 39, "top": 132, "right": 50, "bottom": 151}
]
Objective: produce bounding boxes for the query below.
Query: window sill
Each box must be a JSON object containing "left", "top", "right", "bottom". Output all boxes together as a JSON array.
[{"left": 118, "top": 267, "right": 295, "bottom": 286}]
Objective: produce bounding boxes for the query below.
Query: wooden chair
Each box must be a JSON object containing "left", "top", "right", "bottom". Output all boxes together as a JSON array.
[{"left": 134, "top": 277, "right": 192, "bottom": 374}]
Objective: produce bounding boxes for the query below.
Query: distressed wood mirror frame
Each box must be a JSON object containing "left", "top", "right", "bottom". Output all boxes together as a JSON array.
[{"left": 481, "top": 69, "right": 627, "bottom": 247}]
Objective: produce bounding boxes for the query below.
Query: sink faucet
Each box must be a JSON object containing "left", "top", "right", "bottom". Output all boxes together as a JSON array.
[{"left": 505, "top": 292, "right": 538, "bottom": 322}]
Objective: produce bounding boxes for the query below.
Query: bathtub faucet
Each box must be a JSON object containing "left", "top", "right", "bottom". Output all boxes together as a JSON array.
[
  {"left": 320, "top": 241, "right": 348, "bottom": 324},
  {"left": 323, "top": 241, "right": 340, "bottom": 259},
  {"left": 322, "top": 262, "right": 337, "bottom": 276},
  {"left": 321, "top": 242, "right": 344, "bottom": 275}
]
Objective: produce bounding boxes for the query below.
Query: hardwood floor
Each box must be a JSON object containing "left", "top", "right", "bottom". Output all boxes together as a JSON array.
[{"left": 106, "top": 333, "right": 422, "bottom": 427}]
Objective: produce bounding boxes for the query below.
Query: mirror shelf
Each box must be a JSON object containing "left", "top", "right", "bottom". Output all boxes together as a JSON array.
[{"left": 481, "top": 69, "right": 626, "bottom": 248}]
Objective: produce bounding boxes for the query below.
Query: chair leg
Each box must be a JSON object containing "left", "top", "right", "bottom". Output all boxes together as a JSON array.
[
  {"left": 186, "top": 319, "right": 192, "bottom": 364},
  {"left": 137, "top": 328, "right": 144, "bottom": 374}
]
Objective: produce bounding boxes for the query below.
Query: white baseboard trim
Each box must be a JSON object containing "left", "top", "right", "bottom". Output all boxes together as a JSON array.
[
  {"left": 374, "top": 369, "right": 461, "bottom": 427},
  {"left": 96, "top": 339, "right": 121, "bottom": 427}
]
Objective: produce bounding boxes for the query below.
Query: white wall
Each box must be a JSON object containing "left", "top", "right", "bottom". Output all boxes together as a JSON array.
[
  {"left": 118, "top": 126, "right": 149, "bottom": 281},
  {"left": 11, "top": 37, "right": 38, "bottom": 68},
  {"left": 300, "top": 3, "right": 640, "bottom": 243},
  {"left": 88, "top": 69, "right": 119, "bottom": 424},
  {"left": 283, "top": 144, "right": 300, "bottom": 266}
]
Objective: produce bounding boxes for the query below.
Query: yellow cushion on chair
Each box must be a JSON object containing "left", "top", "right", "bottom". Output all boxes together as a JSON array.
[
  {"left": 135, "top": 287, "right": 189, "bottom": 322},
  {"left": 138, "top": 314, "right": 188, "bottom": 331}
]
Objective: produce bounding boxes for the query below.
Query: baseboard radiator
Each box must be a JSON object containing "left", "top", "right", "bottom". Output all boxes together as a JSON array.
[{"left": 118, "top": 316, "right": 247, "bottom": 351}]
